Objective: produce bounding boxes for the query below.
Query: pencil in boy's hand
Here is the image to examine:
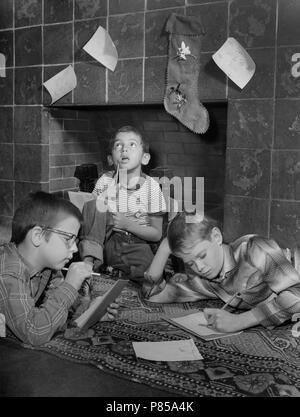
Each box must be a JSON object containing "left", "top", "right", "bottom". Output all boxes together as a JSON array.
[
  {"left": 114, "top": 163, "right": 119, "bottom": 185},
  {"left": 221, "top": 292, "right": 241, "bottom": 310},
  {"left": 62, "top": 267, "right": 101, "bottom": 277}
]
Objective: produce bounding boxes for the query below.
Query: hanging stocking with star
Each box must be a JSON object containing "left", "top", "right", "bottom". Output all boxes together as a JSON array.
[{"left": 164, "top": 13, "right": 209, "bottom": 134}]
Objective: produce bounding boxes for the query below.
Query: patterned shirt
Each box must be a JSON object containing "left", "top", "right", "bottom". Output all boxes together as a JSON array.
[
  {"left": 148, "top": 235, "right": 300, "bottom": 328},
  {"left": 92, "top": 172, "right": 166, "bottom": 226},
  {"left": 0, "top": 243, "right": 78, "bottom": 346}
]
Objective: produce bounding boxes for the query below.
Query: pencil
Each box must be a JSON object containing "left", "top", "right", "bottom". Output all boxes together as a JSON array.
[
  {"left": 221, "top": 292, "right": 241, "bottom": 310},
  {"left": 115, "top": 163, "right": 119, "bottom": 185},
  {"left": 62, "top": 267, "right": 101, "bottom": 277}
]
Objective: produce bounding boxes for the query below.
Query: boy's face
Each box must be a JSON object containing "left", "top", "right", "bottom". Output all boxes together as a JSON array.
[
  {"left": 111, "top": 131, "right": 149, "bottom": 172},
  {"left": 178, "top": 228, "right": 224, "bottom": 280},
  {"left": 40, "top": 215, "right": 80, "bottom": 270}
]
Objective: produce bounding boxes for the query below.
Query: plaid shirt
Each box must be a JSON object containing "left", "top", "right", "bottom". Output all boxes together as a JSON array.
[
  {"left": 149, "top": 235, "right": 300, "bottom": 328},
  {"left": 0, "top": 243, "right": 78, "bottom": 345}
]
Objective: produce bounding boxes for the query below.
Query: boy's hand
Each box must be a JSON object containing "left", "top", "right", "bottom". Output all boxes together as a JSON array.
[
  {"left": 142, "top": 272, "right": 166, "bottom": 299},
  {"left": 100, "top": 302, "right": 119, "bottom": 321},
  {"left": 111, "top": 212, "right": 130, "bottom": 231},
  {"left": 203, "top": 308, "right": 244, "bottom": 333},
  {"left": 142, "top": 272, "right": 157, "bottom": 298},
  {"left": 83, "top": 256, "right": 94, "bottom": 267},
  {"left": 171, "top": 273, "right": 189, "bottom": 284},
  {"left": 65, "top": 261, "right": 93, "bottom": 291}
]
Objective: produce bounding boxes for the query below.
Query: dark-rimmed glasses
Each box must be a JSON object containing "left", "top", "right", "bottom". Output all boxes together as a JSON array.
[{"left": 42, "top": 227, "right": 78, "bottom": 249}]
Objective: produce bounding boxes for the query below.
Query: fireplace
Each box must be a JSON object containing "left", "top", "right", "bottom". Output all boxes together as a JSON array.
[{"left": 47, "top": 102, "right": 227, "bottom": 224}]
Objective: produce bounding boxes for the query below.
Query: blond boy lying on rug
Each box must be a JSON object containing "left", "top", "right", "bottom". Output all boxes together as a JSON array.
[
  {"left": 142, "top": 212, "right": 300, "bottom": 332},
  {"left": 0, "top": 191, "right": 118, "bottom": 346}
]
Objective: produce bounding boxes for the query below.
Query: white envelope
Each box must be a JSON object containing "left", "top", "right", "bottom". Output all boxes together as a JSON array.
[
  {"left": 83, "top": 26, "right": 118, "bottom": 72},
  {"left": 212, "top": 37, "right": 256, "bottom": 89},
  {"left": 132, "top": 339, "right": 203, "bottom": 362},
  {"left": 43, "top": 65, "right": 77, "bottom": 104}
]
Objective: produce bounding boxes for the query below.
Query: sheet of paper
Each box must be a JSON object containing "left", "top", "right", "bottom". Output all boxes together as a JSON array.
[
  {"left": 43, "top": 65, "right": 77, "bottom": 104},
  {"left": 83, "top": 26, "right": 118, "bottom": 71},
  {"left": 0, "top": 313, "right": 6, "bottom": 337},
  {"left": 0, "top": 53, "right": 6, "bottom": 77},
  {"left": 212, "top": 37, "right": 256, "bottom": 89},
  {"left": 172, "top": 312, "right": 227, "bottom": 337},
  {"left": 68, "top": 191, "right": 95, "bottom": 212},
  {"left": 132, "top": 339, "right": 203, "bottom": 361}
]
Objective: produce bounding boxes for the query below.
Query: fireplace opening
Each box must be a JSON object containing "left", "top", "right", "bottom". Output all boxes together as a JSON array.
[{"left": 47, "top": 102, "right": 227, "bottom": 225}]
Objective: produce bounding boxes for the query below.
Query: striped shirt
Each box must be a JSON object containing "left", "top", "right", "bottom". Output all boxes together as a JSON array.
[
  {"left": 0, "top": 243, "right": 78, "bottom": 346},
  {"left": 92, "top": 171, "right": 166, "bottom": 226},
  {"left": 148, "top": 235, "right": 300, "bottom": 328}
]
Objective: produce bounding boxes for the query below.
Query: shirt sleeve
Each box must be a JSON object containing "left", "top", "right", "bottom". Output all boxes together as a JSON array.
[
  {"left": 92, "top": 172, "right": 113, "bottom": 197},
  {"left": 0, "top": 270, "right": 78, "bottom": 346},
  {"left": 147, "top": 177, "right": 167, "bottom": 215},
  {"left": 245, "top": 237, "right": 300, "bottom": 327}
]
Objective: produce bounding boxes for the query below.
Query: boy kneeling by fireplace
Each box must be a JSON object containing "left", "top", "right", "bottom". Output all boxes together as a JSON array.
[{"left": 78, "top": 125, "right": 166, "bottom": 282}]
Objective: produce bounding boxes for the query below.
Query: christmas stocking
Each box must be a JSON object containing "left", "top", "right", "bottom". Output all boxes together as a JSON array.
[{"left": 164, "top": 13, "right": 209, "bottom": 134}]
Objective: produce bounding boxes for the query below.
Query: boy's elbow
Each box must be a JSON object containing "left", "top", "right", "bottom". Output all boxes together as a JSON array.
[
  {"left": 151, "top": 229, "right": 162, "bottom": 242},
  {"left": 23, "top": 331, "right": 54, "bottom": 346},
  {"left": 17, "top": 323, "right": 56, "bottom": 346}
]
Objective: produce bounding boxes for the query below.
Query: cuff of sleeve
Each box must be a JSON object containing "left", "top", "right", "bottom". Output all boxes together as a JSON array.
[
  {"left": 78, "top": 239, "right": 103, "bottom": 262},
  {"left": 148, "top": 211, "right": 166, "bottom": 216},
  {"left": 58, "top": 282, "right": 79, "bottom": 308},
  {"left": 250, "top": 304, "right": 278, "bottom": 328}
]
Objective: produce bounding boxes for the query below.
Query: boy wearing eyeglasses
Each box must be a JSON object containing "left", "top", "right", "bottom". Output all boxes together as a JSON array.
[
  {"left": 0, "top": 191, "right": 118, "bottom": 346},
  {"left": 79, "top": 125, "right": 166, "bottom": 281},
  {"left": 142, "top": 212, "right": 300, "bottom": 333}
]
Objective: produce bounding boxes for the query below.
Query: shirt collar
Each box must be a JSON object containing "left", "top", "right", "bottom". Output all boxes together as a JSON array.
[
  {"left": 210, "top": 244, "right": 237, "bottom": 283},
  {"left": 12, "top": 243, "right": 41, "bottom": 278},
  {"left": 222, "top": 244, "right": 237, "bottom": 275}
]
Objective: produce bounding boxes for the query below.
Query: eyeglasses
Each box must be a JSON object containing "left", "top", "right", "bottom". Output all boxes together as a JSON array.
[{"left": 42, "top": 227, "right": 78, "bottom": 249}]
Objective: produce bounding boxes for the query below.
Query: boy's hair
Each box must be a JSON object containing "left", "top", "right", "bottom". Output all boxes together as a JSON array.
[
  {"left": 108, "top": 125, "right": 150, "bottom": 154},
  {"left": 11, "top": 191, "right": 83, "bottom": 245},
  {"left": 167, "top": 212, "right": 220, "bottom": 256}
]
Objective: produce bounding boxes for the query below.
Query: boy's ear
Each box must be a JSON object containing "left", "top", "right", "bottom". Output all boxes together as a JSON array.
[
  {"left": 142, "top": 152, "right": 150, "bottom": 166},
  {"left": 107, "top": 155, "right": 114, "bottom": 166},
  {"left": 30, "top": 226, "right": 44, "bottom": 247},
  {"left": 211, "top": 227, "right": 223, "bottom": 245}
]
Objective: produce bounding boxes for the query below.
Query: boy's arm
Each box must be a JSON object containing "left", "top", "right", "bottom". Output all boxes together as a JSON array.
[
  {"left": 78, "top": 198, "right": 106, "bottom": 263},
  {"left": 111, "top": 212, "right": 163, "bottom": 242},
  {"left": 146, "top": 237, "right": 171, "bottom": 279},
  {"left": 142, "top": 238, "right": 171, "bottom": 298},
  {"left": 205, "top": 237, "right": 300, "bottom": 332},
  {"left": 0, "top": 271, "right": 78, "bottom": 346},
  {"left": 79, "top": 172, "right": 115, "bottom": 263},
  {"left": 0, "top": 263, "right": 93, "bottom": 346},
  {"left": 203, "top": 308, "right": 261, "bottom": 332},
  {"left": 245, "top": 237, "right": 300, "bottom": 328}
]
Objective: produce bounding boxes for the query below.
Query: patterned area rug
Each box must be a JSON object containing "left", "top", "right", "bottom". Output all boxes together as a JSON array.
[{"left": 6, "top": 275, "right": 300, "bottom": 397}]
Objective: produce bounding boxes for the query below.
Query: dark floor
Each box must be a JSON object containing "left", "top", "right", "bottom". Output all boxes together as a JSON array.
[{"left": 0, "top": 338, "right": 179, "bottom": 397}]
